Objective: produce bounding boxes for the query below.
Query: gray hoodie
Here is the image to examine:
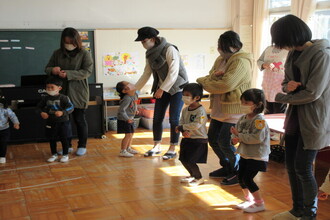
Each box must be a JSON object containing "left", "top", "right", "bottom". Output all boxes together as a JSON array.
[{"left": 275, "top": 39, "right": 330, "bottom": 150}]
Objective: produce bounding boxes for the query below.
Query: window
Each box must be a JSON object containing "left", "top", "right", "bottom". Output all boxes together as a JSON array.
[{"left": 310, "top": 1, "right": 330, "bottom": 40}]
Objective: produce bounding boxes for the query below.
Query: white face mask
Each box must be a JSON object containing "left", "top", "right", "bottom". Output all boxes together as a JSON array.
[
  {"left": 142, "top": 39, "right": 155, "bottom": 50},
  {"left": 240, "top": 104, "right": 254, "bottom": 114},
  {"left": 64, "top": 44, "right": 77, "bottom": 51},
  {"left": 182, "top": 96, "right": 193, "bottom": 105},
  {"left": 46, "top": 90, "right": 59, "bottom": 96}
]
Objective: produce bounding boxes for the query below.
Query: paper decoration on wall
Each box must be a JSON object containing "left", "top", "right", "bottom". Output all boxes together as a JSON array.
[
  {"left": 79, "top": 31, "right": 89, "bottom": 40},
  {"left": 103, "top": 52, "right": 138, "bottom": 76}
]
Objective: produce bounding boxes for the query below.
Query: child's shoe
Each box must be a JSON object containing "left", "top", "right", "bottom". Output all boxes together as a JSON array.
[
  {"left": 188, "top": 178, "right": 204, "bottom": 187},
  {"left": 0, "top": 157, "right": 6, "bottom": 164},
  {"left": 127, "top": 147, "right": 138, "bottom": 154},
  {"left": 180, "top": 176, "right": 195, "bottom": 183},
  {"left": 236, "top": 200, "right": 255, "bottom": 209},
  {"left": 119, "top": 149, "right": 134, "bottom": 157},
  {"left": 243, "top": 203, "right": 265, "bottom": 213},
  {"left": 60, "top": 155, "right": 69, "bottom": 163},
  {"left": 47, "top": 154, "right": 58, "bottom": 163}
]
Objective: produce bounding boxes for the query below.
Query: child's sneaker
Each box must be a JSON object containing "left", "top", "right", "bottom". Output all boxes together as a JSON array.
[
  {"left": 127, "top": 147, "right": 138, "bottom": 154},
  {"left": 47, "top": 154, "right": 58, "bottom": 163},
  {"left": 180, "top": 176, "right": 195, "bottom": 183},
  {"left": 60, "top": 155, "right": 69, "bottom": 163},
  {"left": 188, "top": 178, "right": 204, "bottom": 187},
  {"left": 236, "top": 200, "right": 255, "bottom": 209},
  {"left": 0, "top": 157, "right": 6, "bottom": 164},
  {"left": 243, "top": 203, "right": 265, "bottom": 213},
  {"left": 119, "top": 149, "right": 134, "bottom": 157}
]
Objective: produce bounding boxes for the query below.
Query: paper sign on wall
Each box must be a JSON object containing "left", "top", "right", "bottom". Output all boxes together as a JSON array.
[{"left": 103, "top": 52, "right": 139, "bottom": 76}]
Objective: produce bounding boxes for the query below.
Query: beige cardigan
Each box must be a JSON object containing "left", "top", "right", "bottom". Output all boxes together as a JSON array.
[{"left": 197, "top": 50, "right": 253, "bottom": 114}]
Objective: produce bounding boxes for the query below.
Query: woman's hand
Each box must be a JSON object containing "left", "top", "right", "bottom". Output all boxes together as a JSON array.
[
  {"left": 262, "top": 63, "right": 275, "bottom": 70},
  {"left": 127, "top": 119, "right": 134, "bottom": 123},
  {"left": 213, "top": 70, "right": 224, "bottom": 76},
  {"left": 154, "top": 89, "right": 164, "bottom": 99},
  {"left": 59, "top": 71, "right": 67, "bottom": 79},
  {"left": 287, "top": 81, "right": 302, "bottom": 92},
  {"left": 52, "top": 67, "right": 61, "bottom": 75},
  {"left": 232, "top": 137, "right": 239, "bottom": 145},
  {"left": 230, "top": 126, "right": 239, "bottom": 136},
  {"left": 182, "top": 131, "right": 191, "bottom": 138}
]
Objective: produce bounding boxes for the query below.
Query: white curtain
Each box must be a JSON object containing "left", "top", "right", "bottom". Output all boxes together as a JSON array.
[
  {"left": 291, "top": 0, "right": 317, "bottom": 22},
  {"left": 252, "top": 0, "right": 269, "bottom": 88}
]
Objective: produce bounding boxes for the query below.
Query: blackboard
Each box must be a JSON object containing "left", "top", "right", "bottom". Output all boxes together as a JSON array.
[{"left": 0, "top": 30, "right": 95, "bottom": 86}]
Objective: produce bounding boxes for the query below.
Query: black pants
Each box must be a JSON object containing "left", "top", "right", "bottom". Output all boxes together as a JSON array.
[
  {"left": 181, "top": 161, "right": 202, "bottom": 179},
  {"left": 46, "top": 121, "right": 70, "bottom": 155},
  {"left": 238, "top": 158, "right": 265, "bottom": 193},
  {"left": 0, "top": 128, "right": 10, "bottom": 157},
  {"left": 68, "top": 108, "right": 88, "bottom": 148},
  {"left": 265, "top": 101, "right": 287, "bottom": 114}
]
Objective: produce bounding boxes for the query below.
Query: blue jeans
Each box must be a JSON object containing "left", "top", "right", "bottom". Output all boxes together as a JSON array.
[
  {"left": 208, "top": 119, "right": 239, "bottom": 174},
  {"left": 153, "top": 91, "right": 183, "bottom": 145},
  {"left": 68, "top": 108, "right": 88, "bottom": 148},
  {"left": 285, "top": 133, "right": 318, "bottom": 217}
]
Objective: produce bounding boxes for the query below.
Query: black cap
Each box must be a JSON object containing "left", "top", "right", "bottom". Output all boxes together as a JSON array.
[{"left": 135, "top": 27, "right": 159, "bottom": 41}]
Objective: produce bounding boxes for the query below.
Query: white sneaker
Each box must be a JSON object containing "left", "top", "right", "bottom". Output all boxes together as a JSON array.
[
  {"left": 188, "top": 178, "right": 204, "bottom": 187},
  {"left": 0, "top": 157, "right": 6, "bottom": 163},
  {"left": 243, "top": 203, "right": 265, "bottom": 213},
  {"left": 236, "top": 200, "right": 255, "bottom": 209},
  {"left": 180, "top": 176, "right": 195, "bottom": 183},
  {"left": 127, "top": 147, "right": 138, "bottom": 154},
  {"left": 119, "top": 150, "right": 134, "bottom": 157},
  {"left": 47, "top": 154, "right": 58, "bottom": 163},
  {"left": 60, "top": 155, "right": 69, "bottom": 163}
]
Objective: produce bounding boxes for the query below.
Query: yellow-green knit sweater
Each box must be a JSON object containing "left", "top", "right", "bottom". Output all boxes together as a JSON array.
[{"left": 197, "top": 50, "right": 253, "bottom": 114}]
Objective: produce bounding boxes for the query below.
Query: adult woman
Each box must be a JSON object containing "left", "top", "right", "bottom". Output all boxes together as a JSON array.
[
  {"left": 197, "top": 31, "right": 252, "bottom": 185},
  {"left": 45, "top": 27, "right": 93, "bottom": 156},
  {"left": 134, "top": 27, "right": 188, "bottom": 160},
  {"left": 271, "top": 15, "right": 330, "bottom": 220}
]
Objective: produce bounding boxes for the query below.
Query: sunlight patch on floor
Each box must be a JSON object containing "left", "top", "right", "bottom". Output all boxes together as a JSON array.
[{"left": 159, "top": 165, "right": 189, "bottom": 177}]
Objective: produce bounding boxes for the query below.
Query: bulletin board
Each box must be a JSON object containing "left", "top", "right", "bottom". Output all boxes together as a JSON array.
[{"left": 94, "top": 29, "right": 228, "bottom": 94}]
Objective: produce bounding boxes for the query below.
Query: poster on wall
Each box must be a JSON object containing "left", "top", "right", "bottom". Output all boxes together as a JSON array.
[{"left": 103, "top": 52, "right": 139, "bottom": 76}]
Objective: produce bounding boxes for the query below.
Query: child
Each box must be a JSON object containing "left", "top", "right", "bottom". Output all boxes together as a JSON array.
[
  {"left": 230, "top": 88, "right": 270, "bottom": 213},
  {"left": 0, "top": 90, "right": 20, "bottom": 163},
  {"left": 176, "top": 83, "right": 208, "bottom": 187},
  {"left": 116, "top": 81, "right": 139, "bottom": 157},
  {"left": 37, "top": 77, "right": 74, "bottom": 163},
  {"left": 318, "top": 170, "right": 330, "bottom": 200}
]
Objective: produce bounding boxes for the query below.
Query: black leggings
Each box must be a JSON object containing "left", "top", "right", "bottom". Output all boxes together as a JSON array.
[
  {"left": 0, "top": 128, "right": 10, "bottom": 157},
  {"left": 181, "top": 161, "right": 202, "bottom": 179},
  {"left": 238, "top": 158, "right": 260, "bottom": 193}
]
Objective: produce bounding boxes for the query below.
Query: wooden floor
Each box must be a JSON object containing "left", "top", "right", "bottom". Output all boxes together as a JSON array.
[{"left": 0, "top": 127, "right": 329, "bottom": 220}]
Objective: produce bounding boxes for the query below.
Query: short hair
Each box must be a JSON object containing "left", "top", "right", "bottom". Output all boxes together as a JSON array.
[
  {"left": 60, "top": 27, "right": 82, "bottom": 51},
  {"left": 271, "top": 14, "right": 312, "bottom": 49},
  {"left": 46, "top": 76, "right": 63, "bottom": 87},
  {"left": 240, "top": 88, "right": 266, "bottom": 114},
  {"left": 116, "top": 81, "right": 126, "bottom": 100},
  {"left": 218, "top": 31, "right": 243, "bottom": 53},
  {"left": 0, "top": 89, "right": 8, "bottom": 108},
  {"left": 183, "top": 83, "right": 203, "bottom": 102}
]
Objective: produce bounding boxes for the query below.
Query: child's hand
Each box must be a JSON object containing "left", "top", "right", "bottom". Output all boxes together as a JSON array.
[
  {"left": 318, "top": 190, "right": 329, "bottom": 200},
  {"left": 127, "top": 119, "right": 133, "bottom": 123},
  {"left": 230, "top": 126, "right": 239, "bottom": 136},
  {"left": 182, "top": 131, "right": 191, "bottom": 138},
  {"left": 41, "top": 112, "right": 49, "bottom": 119},
  {"left": 55, "top": 111, "right": 64, "bottom": 117},
  {"left": 52, "top": 66, "right": 61, "bottom": 75},
  {"left": 13, "top": 123, "right": 20, "bottom": 130},
  {"left": 175, "top": 126, "right": 179, "bottom": 133},
  {"left": 232, "top": 137, "right": 239, "bottom": 145}
]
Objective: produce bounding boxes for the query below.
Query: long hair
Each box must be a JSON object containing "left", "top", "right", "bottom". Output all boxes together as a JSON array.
[{"left": 60, "top": 27, "right": 82, "bottom": 52}]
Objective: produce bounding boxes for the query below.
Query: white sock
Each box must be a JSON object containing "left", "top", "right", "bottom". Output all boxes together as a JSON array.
[
  {"left": 150, "top": 144, "right": 161, "bottom": 152},
  {"left": 166, "top": 150, "right": 175, "bottom": 154}
]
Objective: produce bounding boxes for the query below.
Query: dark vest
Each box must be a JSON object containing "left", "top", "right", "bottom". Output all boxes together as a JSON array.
[{"left": 146, "top": 37, "right": 188, "bottom": 95}]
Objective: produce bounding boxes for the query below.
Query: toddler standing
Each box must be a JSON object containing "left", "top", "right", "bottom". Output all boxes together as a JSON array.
[
  {"left": 176, "top": 83, "right": 208, "bottom": 187},
  {"left": 0, "top": 90, "right": 20, "bottom": 163},
  {"left": 230, "top": 88, "right": 270, "bottom": 213},
  {"left": 116, "top": 81, "right": 139, "bottom": 157},
  {"left": 38, "top": 77, "right": 74, "bottom": 163}
]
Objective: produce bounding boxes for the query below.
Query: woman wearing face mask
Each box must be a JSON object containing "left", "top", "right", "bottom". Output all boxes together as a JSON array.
[
  {"left": 197, "top": 31, "right": 253, "bottom": 186},
  {"left": 45, "top": 27, "right": 93, "bottom": 156},
  {"left": 134, "top": 27, "right": 189, "bottom": 160}
]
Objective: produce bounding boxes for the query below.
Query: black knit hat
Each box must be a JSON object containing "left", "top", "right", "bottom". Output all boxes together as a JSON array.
[{"left": 135, "top": 27, "right": 159, "bottom": 41}]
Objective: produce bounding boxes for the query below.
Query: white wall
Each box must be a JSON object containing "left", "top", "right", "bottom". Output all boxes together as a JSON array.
[{"left": 0, "top": 0, "right": 231, "bottom": 29}]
